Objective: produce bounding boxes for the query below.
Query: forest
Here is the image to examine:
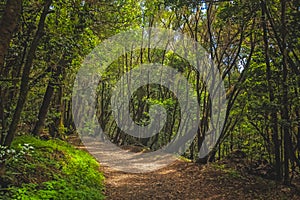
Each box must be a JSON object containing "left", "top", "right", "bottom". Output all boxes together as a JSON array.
[{"left": 0, "top": 0, "right": 300, "bottom": 199}]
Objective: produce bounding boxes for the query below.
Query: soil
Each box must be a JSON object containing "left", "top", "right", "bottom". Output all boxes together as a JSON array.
[
  {"left": 102, "top": 160, "right": 300, "bottom": 200},
  {"left": 67, "top": 135, "right": 300, "bottom": 200}
]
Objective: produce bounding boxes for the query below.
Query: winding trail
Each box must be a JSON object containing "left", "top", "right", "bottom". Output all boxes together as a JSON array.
[
  {"left": 67, "top": 135, "right": 300, "bottom": 200},
  {"left": 101, "top": 160, "right": 225, "bottom": 199}
]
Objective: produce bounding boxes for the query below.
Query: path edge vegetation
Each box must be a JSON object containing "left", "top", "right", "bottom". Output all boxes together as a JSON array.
[
  {"left": 0, "top": 135, "right": 105, "bottom": 200},
  {"left": 0, "top": 0, "right": 299, "bottom": 192}
]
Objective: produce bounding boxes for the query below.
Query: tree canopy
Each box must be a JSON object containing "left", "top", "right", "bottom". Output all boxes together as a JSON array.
[{"left": 0, "top": 0, "right": 299, "bottom": 187}]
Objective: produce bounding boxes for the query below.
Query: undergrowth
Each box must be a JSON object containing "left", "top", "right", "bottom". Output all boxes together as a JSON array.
[{"left": 0, "top": 136, "right": 105, "bottom": 200}]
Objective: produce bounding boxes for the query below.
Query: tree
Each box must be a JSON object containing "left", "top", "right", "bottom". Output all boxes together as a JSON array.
[
  {"left": 0, "top": 0, "right": 22, "bottom": 69},
  {"left": 4, "top": 0, "right": 52, "bottom": 146}
]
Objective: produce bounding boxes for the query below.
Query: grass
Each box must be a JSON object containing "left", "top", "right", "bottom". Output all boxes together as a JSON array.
[{"left": 0, "top": 135, "right": 105, "bottom": 200}]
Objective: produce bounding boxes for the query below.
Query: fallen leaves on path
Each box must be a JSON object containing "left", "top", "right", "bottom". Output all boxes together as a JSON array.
[
  {"left": 102, "top": 160, "right": 300, "bottom": 200},
  {"left": 67, "top": 136, "right": 300, "bottom": 200}
]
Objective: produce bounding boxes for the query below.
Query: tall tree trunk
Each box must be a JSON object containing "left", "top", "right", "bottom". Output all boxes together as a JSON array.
[
  {"left": 0, "top": 0, "right": 22, "bottom": 145},
  {"left": 0, "top": 0, "right": 22, "bottom": 70},
  {"left": 32, "top": 56, "right": 67, "bottom": 136},
  {"left": 49, "top": 59, "right": 66, "bottom": 139},
  {"left": 261, "top": 0, "right": 281, "bottom": 181},
  {"left": 0, "top": 0, "right": 22, "bottom": 179},
  {"left": 280, "top": 0, "right": 291, "bottom": 185},
  {"left": 32, "top": 78, "right": 55, "bottom": 136},
  {"left": 4, "top": 0, "right": 52, "bottom": 147},
  {"left": 32, "top": 58, "right": 65, "bottom": 136}
]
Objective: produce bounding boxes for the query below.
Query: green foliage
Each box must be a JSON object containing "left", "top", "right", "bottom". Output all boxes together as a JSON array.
[
  {"left": 1, "top": 0, "right": 300, "bottom": 186},
  {"left": 1, "top": 136, "right": 105, "bottom": 200},
  {"left": 0, "top": 144, "right": 34, "bottom": 165}
]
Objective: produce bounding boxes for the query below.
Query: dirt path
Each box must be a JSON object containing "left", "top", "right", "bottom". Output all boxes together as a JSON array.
[
  {"left": 101, "top": 160, "right": 300, "bottom": 200},
  {"left": 67, "top": 136, "right": 300, "bottom": 200},
  {"left": 102, "top": 160, "right": 223, "bottom": 199}
]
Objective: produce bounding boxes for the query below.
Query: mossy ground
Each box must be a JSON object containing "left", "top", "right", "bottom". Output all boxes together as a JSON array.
[{"left": 0, "top": 136, "right": 105, "bottom": 200}]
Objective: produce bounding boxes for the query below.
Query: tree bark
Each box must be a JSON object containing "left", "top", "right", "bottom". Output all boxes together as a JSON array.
[
  {"left": 4, "top": 0, "right": 52, "bottom": 147},
  {"left": 32, "top": 56, "right": 67, "bottom": 137},
  {"left": 280, "top": 0, "right": 291, "bottom": 186},
  {"left": 32, "top": 79, "right": 55, "bottom": 137},
  {"left": 261, "top": 0, "right": 281, "bottom": 181},
  {"left": 0, "top": 0, "right": 22, "bottom": 70}
]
